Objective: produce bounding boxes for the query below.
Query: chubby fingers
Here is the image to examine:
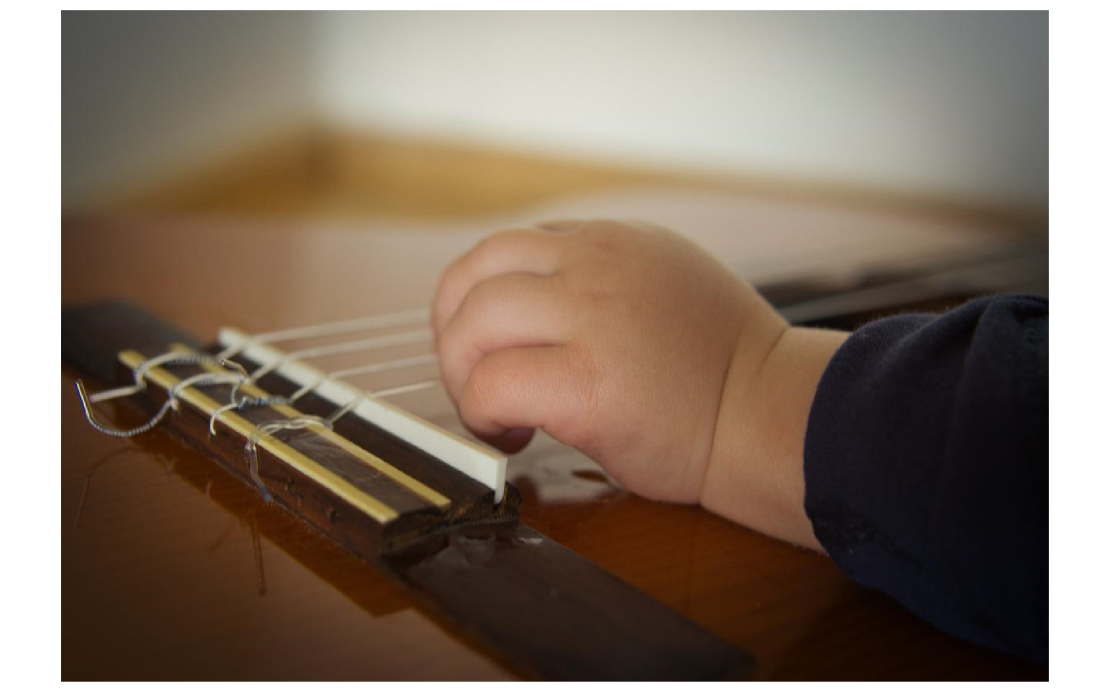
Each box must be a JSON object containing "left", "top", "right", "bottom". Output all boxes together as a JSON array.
[
  {"left": 437, "top": 271, "right": 572, "bottom": 403},
  {"left": 458, "top": 345, "right": 596, "bottom": 453},
  {"left": 432, "top": 228, "right": 564, "bottom": 336}
]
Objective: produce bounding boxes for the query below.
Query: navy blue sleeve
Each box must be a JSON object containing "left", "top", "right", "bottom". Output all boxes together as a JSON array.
[{"left": 803, "top": 295, "right": 1048, "bottom": 663}]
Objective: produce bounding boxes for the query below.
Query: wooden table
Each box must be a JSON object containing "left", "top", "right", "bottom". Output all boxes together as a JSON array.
[{"left": 61, "top": 191, "right": 1046, "bottom": 679}]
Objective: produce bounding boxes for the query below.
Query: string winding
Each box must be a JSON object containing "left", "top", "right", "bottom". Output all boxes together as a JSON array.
[
  {"left": 77, "top": 309, "right": 442, "bottom": 486},
  {"left": 77, "top": 352, "right": 248, "bottom": 438},
  {"left": 244, "top": 416, "right": 333, "bottom": 502}
]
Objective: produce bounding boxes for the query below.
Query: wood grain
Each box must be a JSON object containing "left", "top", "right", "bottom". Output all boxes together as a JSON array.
[
  {"left": 61, "top": 208, "right": 1046, "bottom": 680},
  {"left": 84, "top": 127, "right": 1044, "bottom": 231}
]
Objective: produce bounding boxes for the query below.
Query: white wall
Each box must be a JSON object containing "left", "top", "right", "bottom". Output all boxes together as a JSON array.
[
  {"left": 63, "top": 11, "right": 1047, "bottom": 210},
  {"left": 317, "top": 11, "right": 1047, "bottom": 209}
]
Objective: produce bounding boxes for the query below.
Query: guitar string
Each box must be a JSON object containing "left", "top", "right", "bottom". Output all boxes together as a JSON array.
[
  {"left": 217, "top": 307, "right": 429, "bottom": 360},
  {"left": 222, "top": 352, "right": 441, "bottom": 502},
  {"left": 77, "top": 343, "right": 440, "bottom": 504},
  {"left": 77, "top": 353, "right": 252, "bottom": 437},
  {"left": 244, "top": 415, "right": 334, "bottom": 502},
  {"left": 247, "top": 328, "right": 432, "bottom": 381},
  {"left": 81, "top": 351, "right": 224, "bottom": 405},
  {"left": 242, "top": 381, "right": 436, "bottom": 501},
  {"left": 207, "top": 354, "right": 439, "bottom": 435},
  {"left": 326, "top": 380, "right": 439, "bottom": 424},
  {"left": 76, "top": 312, "right": 456, "bottom": 504},
  {"left": 80, "top": 340, "right": 439, "bottom": 437},
  {"left": 79, "top": 310, "right": 443, "bottom": 443},
  {"left": 223, "top": 317, "right": 442, "bottom": 414},
  {"left": 287, "top": 354, "right": 439, "bottom": 403},
  {"left": 218, "top": 308, "right": 439, "bottom": 402}
]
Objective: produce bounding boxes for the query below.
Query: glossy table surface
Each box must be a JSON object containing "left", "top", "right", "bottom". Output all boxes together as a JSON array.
[{"left": 61, "top": 190, "right": 1046, "bottom": 679}]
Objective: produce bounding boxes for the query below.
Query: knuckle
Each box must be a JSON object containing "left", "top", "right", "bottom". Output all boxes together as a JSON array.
[
  {"left": 534, "top": 219, "right": 583, "bottom": 232},
  {"left": 458, "top": 277, "right": 502, "bottom": 324},
  {"left": 572, "top": 219, "right": 629, "bottom": 254},
  {"left": 475, "top": 227, "right": 528, "bottom": 256}
]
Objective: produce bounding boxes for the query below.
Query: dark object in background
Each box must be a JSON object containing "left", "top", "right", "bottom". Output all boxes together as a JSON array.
[{"left": 758, "top": 242, "right": 1048, "bottom": 329}]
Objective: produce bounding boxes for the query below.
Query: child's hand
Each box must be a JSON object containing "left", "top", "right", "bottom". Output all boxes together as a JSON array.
[
  {"left": 432, "top": 220, "right": 845, "bottom": 548},
  {"left": 432, "top": 220, "right": 776, "bottom": 500}
]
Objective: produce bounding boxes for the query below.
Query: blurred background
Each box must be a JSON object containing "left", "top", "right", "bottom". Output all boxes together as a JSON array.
[
  {"left": 60, "top": 12, "right": 1055, "bottom": 680},
  {"left": 62, "top": 11, "right": 1047, "bottom": 224}
]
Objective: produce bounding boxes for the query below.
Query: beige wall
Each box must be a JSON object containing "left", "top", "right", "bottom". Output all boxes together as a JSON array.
[{"left": 63, "top": 11, "right": 1047, "bottom": 211}]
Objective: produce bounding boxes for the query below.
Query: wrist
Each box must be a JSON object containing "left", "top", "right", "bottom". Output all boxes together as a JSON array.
[{"left": 700, "top": 322, "right": 848, "bottom": 551}]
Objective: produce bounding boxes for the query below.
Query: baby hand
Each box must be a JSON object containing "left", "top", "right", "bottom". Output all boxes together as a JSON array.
[{"left": 431, "top": 220, "right": 787, "bottom": 504}]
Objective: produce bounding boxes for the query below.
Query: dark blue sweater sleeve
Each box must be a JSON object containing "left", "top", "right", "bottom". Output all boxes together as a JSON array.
[{"left": 803, "top": 295, "right": 1048, "bottom": 663}]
